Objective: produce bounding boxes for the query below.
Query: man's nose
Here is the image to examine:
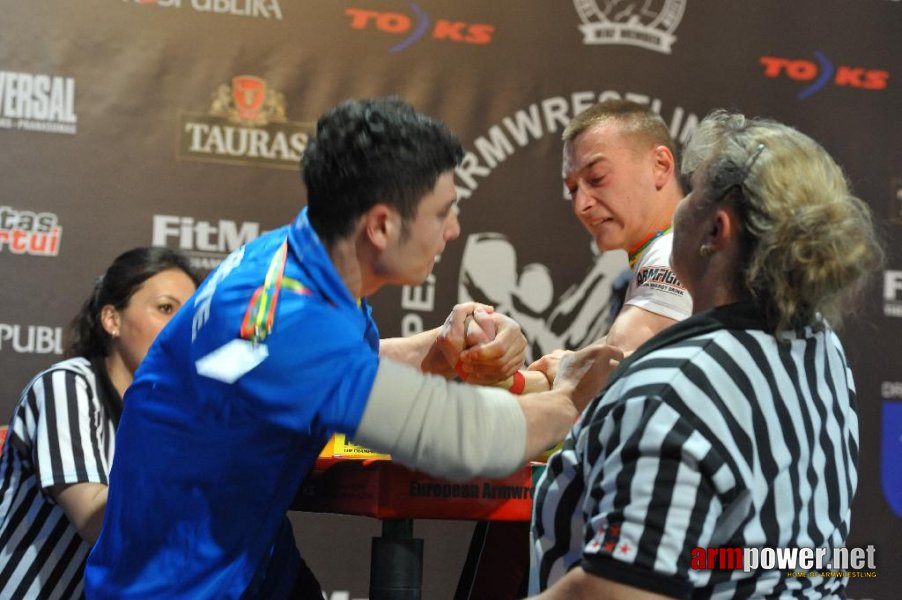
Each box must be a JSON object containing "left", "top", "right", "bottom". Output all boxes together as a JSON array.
[
  {"left": 572, "top": 185, "right": 595, "bottom": 215},
  {"left": 445, "top": 212, "right": 461, "bottom": 241}
]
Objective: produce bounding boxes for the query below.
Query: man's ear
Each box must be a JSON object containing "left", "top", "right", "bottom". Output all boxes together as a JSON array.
[
  {"left": 362, "top": 204, "right": 397, "bottom": 251},
  {"left": 651, "top": 145, "right": 675, "bottom": 190}
]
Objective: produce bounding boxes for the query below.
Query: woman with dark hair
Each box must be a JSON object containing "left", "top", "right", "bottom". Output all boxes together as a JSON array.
[{"left": 0, "top": 247, "right": 198, "bottom": 599}]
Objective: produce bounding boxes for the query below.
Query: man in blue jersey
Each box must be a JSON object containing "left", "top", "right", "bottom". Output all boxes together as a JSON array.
[{"left": 85, "top": 97, "right": 618, "bottom": 599}]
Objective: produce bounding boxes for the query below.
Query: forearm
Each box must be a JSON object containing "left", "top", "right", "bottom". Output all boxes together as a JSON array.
[
  {"left": 51, "top": 482, "right": 108, "bottom": 544},
  {"left": 353, "top": 359, "right": 530, "bottom": 481},
  {"left": 379, "top": 326, "right": 454, "bottom": 377},
  {"left": 516, "top": 391, "right": 576, "bottom": 461},
  {"left": 532, "top": 566, "right": 675, "bottom": 599}
]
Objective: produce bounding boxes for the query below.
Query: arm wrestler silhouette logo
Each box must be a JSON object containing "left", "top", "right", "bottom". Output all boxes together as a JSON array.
[{"left": 458, "top": 232, "right": 629, "bottom": 362}]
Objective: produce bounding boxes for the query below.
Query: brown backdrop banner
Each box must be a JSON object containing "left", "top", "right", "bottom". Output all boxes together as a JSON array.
[{"left": 2, "top": 1, "right": 900, "bottom": 597}]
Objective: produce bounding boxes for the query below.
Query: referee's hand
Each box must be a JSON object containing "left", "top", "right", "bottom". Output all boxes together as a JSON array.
[{"left": 552, "top": 343, "right": 624, "bottom": 412}]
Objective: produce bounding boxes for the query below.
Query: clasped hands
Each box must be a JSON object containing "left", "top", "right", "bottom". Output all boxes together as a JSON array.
[
  {"left": 430, "top": 302, "right": 526, "bottom": 386},
  {"left": 432, "top": 303, "right": 624, "bottom": 410}
]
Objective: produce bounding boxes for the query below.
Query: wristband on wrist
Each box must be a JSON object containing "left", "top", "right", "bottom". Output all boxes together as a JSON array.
[
  {"left": 508, "top": 370, "right": 526, "bottom": 394},
  {"left": 454, "top": 360, "right": 467, "bottom": 381}
]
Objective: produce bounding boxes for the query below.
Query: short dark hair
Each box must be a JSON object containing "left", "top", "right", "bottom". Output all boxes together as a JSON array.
[
  {"left": 302, "top": 97, "right": 463, "bottom": 245},
  {"left": 66, "top": 247, "right": 199, "bottom": 358}
]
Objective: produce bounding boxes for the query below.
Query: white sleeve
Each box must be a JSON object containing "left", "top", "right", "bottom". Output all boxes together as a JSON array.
[
  {"left": 33, "top": 368, "right": 109, "bottom": 489},
  {"left": 352, "top": 358, "right": 527, "bottom": 482},
  {"left": 625, "top": 233, "right": 693, "bottom": 321}
]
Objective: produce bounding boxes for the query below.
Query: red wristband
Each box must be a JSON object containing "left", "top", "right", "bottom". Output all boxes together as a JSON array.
[
  {"left": 455, "top": 360, "right": 468, "bottom": 381},
  {"left": 509, "top": 370, "right": 526, "bottom": 395}
]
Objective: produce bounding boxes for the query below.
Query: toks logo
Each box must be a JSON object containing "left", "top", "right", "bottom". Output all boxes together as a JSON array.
[
  {"left": 344, "top": 5, "right": 494, "bottom": 52},
  {"left": 760, "top": 53, "right": 889, "bottom": 100},
  {"left": 177, "top": 75, "right": 313, "bottom": 169},
  {"left": 152, "top": 214, "right": 262, "bottom": 271},
  {"left": 0, "top": 206, "right": 62, "bottom": 257},
  {"left": 573, "top": 0, "right": 686, "bottom": 54}
]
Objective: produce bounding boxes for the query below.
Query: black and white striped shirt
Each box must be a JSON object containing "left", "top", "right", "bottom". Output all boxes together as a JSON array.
[
  {"left": 531, "top": 302, "right": 858, "bottom": 598},
  {"left": 0, "top": 356, "right": 120, "bottom": 599}
]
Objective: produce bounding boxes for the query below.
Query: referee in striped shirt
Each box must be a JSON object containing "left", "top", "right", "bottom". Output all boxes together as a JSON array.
[
  {"left": 0, "top": 248, "right": 197, "bottom": 599},
  {"left": 530, "top": 110, "right": 883, "bottom": 598}
]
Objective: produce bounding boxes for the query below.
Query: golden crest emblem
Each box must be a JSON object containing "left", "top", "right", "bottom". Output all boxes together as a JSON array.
[{"left": 209, "top": 75, "right": 287, "bottom": 126}]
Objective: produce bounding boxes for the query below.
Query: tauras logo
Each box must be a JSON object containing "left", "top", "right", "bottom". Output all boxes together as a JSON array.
[
  {"left": 152, "top": 214, "right": 261, "bottom": 271},
  {"left": 0, "top": 323, "right": 63, "bottom": 355},
  {"left": 0, "top": 206, "right": 62, "bottom": 256},
  {"left": 177, "top": 75, "right": 312, "bottom": 170},
  {"left": 122, "top": 0, "right": 283, "bottom": 20},
  {"left": 0, "top": 71, "right": 77, "bottom": 135},
  {"left": 573, "top": 0, "right": 686, "bottom": 54}
]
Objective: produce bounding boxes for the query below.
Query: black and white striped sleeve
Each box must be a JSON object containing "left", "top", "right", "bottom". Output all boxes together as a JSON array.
[
  {"left": 578, "top": 394, "right": 733, "bottom": 597},
  {"left": 30, "top": 368, "right": 109, "bottom": 491}
]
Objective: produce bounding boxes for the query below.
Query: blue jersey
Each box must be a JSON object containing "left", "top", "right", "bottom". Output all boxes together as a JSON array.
[{"left": 85, "top": 209, "right": 380, "bottom": 598}]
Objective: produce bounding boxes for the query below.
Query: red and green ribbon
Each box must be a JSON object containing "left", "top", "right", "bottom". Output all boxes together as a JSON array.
[
  {"left": 628, "top": 224, "right": 672, "bottom": 270},
  {"left": 240, "top": 239, "right": 309, "bottom": 344}
]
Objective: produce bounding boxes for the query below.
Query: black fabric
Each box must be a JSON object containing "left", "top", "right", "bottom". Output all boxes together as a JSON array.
[
  {"left": 287, "top": 554, "right": 323, "bottom": 599},
  {"left": 89, "top": 356, "right": 122, "bottom": 428},
  {"left": 455, "top": 521, "right": 529, "bottom": 600}
]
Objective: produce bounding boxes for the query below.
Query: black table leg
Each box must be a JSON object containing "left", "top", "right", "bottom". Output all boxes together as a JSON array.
[{"left": 369, "top": 518, "right": 424, "bottom": 599}]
